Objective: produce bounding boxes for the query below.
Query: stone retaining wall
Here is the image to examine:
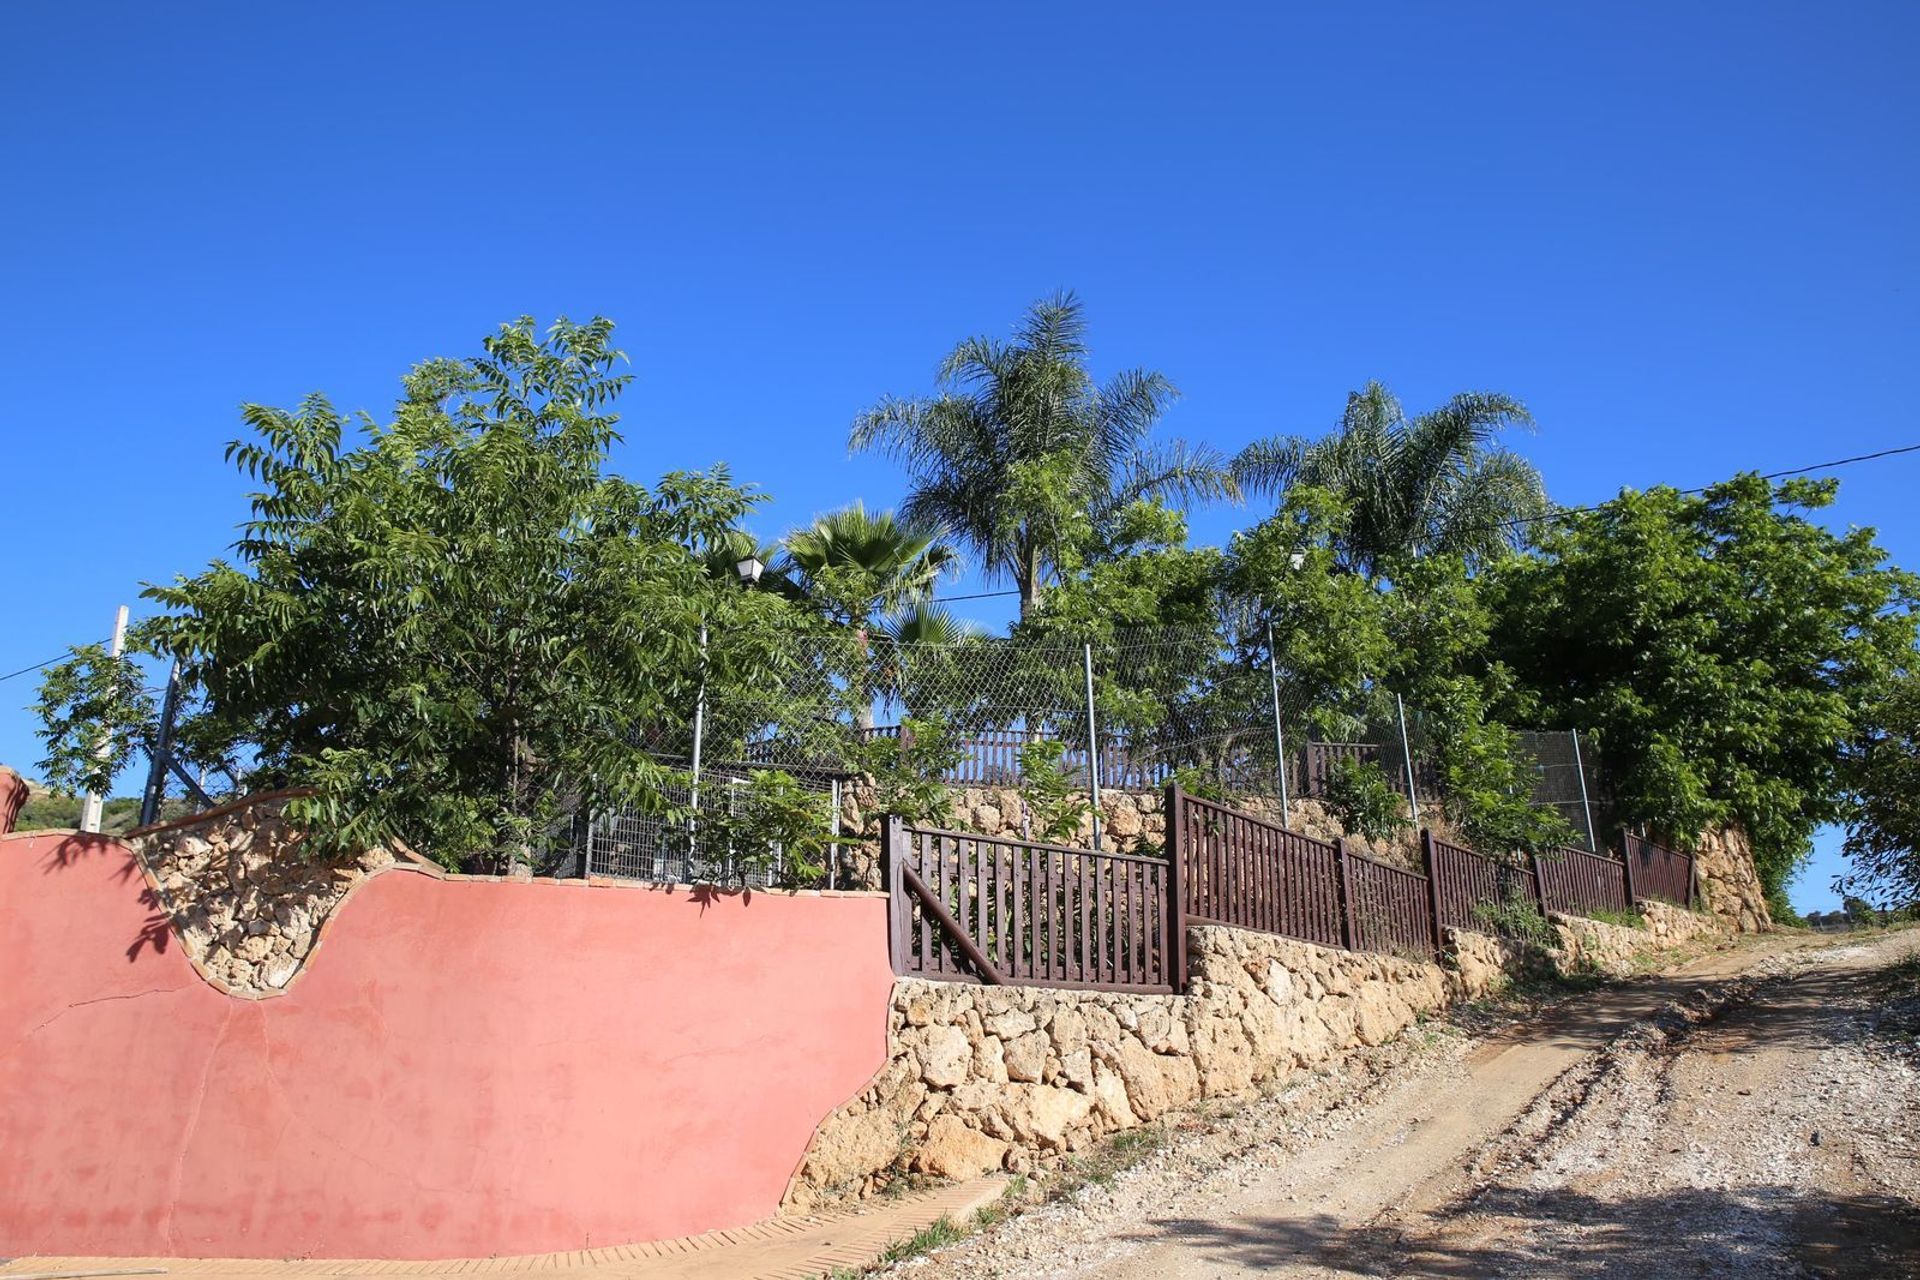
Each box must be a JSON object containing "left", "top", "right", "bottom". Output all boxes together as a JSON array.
[
  {"left": 1548, "top": 900, "right": 1724, "bottom": 976},
  {"left": 127, "top": 794, "right": 403, "bottom": 995},
  {"left": 1692, "top": 824, "right": 1772, "bottom": 932},
  {"left": 788, "top": 902, "right": 1729, "bottom": 1206}
]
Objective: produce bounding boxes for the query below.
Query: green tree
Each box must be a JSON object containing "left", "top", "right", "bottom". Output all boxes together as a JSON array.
[
  {"left": 1232, "top": 381, "right": 1546, "bottom": 582},
  {"left": 780, "top": 502, "right": 955, "bottom": 628},
  {"left": 1839, "top": 671, "right": 1920, "bottom": 909},
  {"left": 1488, "top": 474, "right": 1919, "bottom": 912},
  {"left": 851, "top": 292, "right": 1234, "bottom": 616},
  {"left": 35, "top": 317, "right": 782, "bottom": 869}
]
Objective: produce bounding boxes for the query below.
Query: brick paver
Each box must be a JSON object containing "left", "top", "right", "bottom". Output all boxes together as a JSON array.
[{"left": 0, "top": 1178, "right": 1005, "bottom": 1280}]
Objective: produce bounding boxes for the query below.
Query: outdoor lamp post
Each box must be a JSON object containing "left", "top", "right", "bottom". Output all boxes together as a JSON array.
[{"left": 735, "top": 554, "right": 765, "bottom": 587}]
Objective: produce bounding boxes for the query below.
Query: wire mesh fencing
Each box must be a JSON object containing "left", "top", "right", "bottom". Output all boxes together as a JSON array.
[
  {"left": 568, "top": 769, "right": 847, "bottom": 889},
  {"left": 119, "top": 614, "right": 1605, "bottom": 872}
]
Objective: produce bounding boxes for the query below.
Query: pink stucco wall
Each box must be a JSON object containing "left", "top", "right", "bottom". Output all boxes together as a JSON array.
[{"left": 0, "top": 831, "right": 895, "bottom": 1260}]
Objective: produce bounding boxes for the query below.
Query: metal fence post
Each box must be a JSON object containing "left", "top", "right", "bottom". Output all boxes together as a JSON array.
[
  {"left": 829, "top": 776, "right": 842, "bottom": 890},
  {"left": 883, "top": 814, "right": 909, "bottom": 974},
  {"left": 1394, "top": 692, "right": 1420, "bottom": 824},
  {"left": 688, "top": 621, "right": 708, "bottom": 863},
  {"left": 1266, "top": 622, "right": 1290, "bottom": 820},
  {"left": 1570, "top": 728, "right": 1597, "bottom": 853},
  {"left": 1083, "top": 642, "right": 1103, "bottom": 851},
  {"left": 138, "top": 660, "right": 183, "bottom": 827}
]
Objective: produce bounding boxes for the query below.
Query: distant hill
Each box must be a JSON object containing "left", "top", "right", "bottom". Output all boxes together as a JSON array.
[{"left": 9, "top": 777, "right": 188, "bottom": 835}]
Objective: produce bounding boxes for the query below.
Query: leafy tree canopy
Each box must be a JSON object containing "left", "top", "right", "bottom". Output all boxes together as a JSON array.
[
  {"left": 35, "top": 317, "right": 794, "bottom": 868},
  {"left": 1487, "top": 474, "right": 1919, "bottom": 910},
  {"left": 1839, "top": 671, "right": 1920, "bottom": 908}
]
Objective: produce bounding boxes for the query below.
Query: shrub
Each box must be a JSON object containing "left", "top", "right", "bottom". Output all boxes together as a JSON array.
[
  {"left": 858, "top": 716, "right": 965, "bottom": 827},
  {"left": 1471, "top": 893, "right": 1557, "bottom": 949},
  {"left": 1016, "top": 738, "right": 1090, "bottom": 843},
  {"left": 1323, "top": 756, "right": 1409, "bottom": 844}
]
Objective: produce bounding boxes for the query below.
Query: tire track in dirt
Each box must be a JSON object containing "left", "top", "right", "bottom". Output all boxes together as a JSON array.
[{"left": 918, "top": 929, "right": 1915, "bottom": 1280}]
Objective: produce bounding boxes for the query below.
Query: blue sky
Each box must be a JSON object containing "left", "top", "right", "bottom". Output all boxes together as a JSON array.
[{"left": 2, "top": 3, "right": 1915, "bottom": 912}]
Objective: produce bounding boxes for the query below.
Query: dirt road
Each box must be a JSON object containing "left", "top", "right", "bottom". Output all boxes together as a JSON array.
[{"left": 920, "top": 928, "right": 1920, "bottom": 1280}]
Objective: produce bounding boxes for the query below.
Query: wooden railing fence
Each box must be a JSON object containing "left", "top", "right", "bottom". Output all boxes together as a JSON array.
[
  {"left": 1173, "top": 791, "right": 1346, "bottom": 949},
  {"left": 885, "top": 789, "right": 1699, "bottom": 993},
  {"left": 1623, "top": 833, "right": 1696, "bottom": 908},
  {"left": 884, "top": 816, "right": 1180, "bottom": 993}
]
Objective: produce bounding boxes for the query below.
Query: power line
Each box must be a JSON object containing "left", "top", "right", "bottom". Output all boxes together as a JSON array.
[
  {"left": 0, "top": 652, "right": 83, "bottom": 684},
  {"left": 929, "top": 588, "right": 1022, "bottom": 603},
  {"left": 1483, "top": 442, "right": 1920, "bottom": 536},
  {"left": 929, "top": 442, "right": 1920, "bottom": 592}
]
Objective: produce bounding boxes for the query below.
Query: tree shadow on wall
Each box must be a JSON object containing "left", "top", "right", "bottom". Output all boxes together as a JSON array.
[
  {"left": 1134, "top": 1185, "right": 1920, "bottom": 1279},
  {"left": 36, "top": 832, "right": 174, "bottom": 963}
]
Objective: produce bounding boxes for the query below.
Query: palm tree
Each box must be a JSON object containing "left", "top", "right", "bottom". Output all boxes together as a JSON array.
[
  {"left": 780, "top": 502, "right": 956, "bottom": 628},
  {"left": 1232, "top": 382, "right": 1548, "bottom": 581},
  {"left": 851, "top": 292, "right": 1235, "bottom": 616},
  {"left": 780, "top": 503, "right": 957, "bottom": 731}
]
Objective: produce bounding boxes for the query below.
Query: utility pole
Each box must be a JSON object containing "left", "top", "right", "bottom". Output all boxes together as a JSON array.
[{"left": 80, "top": 604, "right": 129, "bottom": 834}]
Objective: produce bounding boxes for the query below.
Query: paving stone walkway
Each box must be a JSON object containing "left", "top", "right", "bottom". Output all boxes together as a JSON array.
[{"left": 0, "top": 1178, "right": 1005, "bottom": 1280}]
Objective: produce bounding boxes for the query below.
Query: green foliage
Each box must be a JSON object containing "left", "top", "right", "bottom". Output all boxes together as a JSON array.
[
  {"left": 1015, "top": 738, "right": 1091, "bottom": 842},
  {"left": 1233, "top": 381, "right": 1546, "bottom": 581},
  {"left": 36, "top": 318, "right": 783, "bottom": 869},
  {"left": 1583, "top": 904, "right": 1646, "bottom": 930},
  {"left": 876, "top": 1215, "right": 964, "bottom": 1267},
  {"left": 1489, "top": 474, "right": 1920, "bottom": 909},
  {"left": 33, "top": 644, "right": 154, "bottom": 798},
  {"left": 1840, "top": 670, "right": 1920, "bottom": 909},
  {"left": 13, "top": 793, "right": 148, "bottom": 835},
  {"left": 852, "top": 292, "right": 1234, "bottom": 615},
  {"left": 1227, "top": 487, "right": 1393, "bottom": 738},
  {"left": 1322, "top": 756, "right": 1408, "bottom": 844},
  {"left": 1471, "top": 893, "right": 1557, "bottom": 948},
  {"left": 780, "top": 501, "right": 955, "bottom": 629},
  {"left": 858, "top": 716, "right": 965, "bottom": 827},
  {"left": 1168, "top": 764, "right": 1233, "bottom": 804},
  {"left": 694, "top": 770, "right": 832, "bottom": 884}
]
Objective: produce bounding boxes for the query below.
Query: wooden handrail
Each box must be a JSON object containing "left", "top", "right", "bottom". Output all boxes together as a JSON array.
[
  {"left": 899, "top": 862, "right": 1006, "bottom": 985},
  {"left": 906, "top": 824, "right": 1173, "bottom": 866}
]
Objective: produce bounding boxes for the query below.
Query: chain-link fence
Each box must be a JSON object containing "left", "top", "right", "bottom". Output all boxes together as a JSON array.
[
  {"left": 641, "top": 621, "right": 1604, "bottom": 860},
  {"left": 125, "top": 614, "right": 1607, "bottom": 878},
  {"left": 564, "top": 770, "right": 846, "bottom": 889}
]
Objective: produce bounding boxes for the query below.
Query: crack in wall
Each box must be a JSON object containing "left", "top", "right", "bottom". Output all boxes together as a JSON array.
[{"left": 158, "top": 1000, "right": 236, "bottom": 1253}]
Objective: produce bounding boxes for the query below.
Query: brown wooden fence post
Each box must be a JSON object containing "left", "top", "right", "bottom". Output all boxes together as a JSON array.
[
  {"left": 1335, "top": 837, "right": 1358, "bottom": 950},
  {"left": 1164, "top": 782, "right": 1188, "bottom": 992},
  {"left": 883, "top": 814, "right": 908, "bottom": 975},
  {"left": 1529, "top": 850, "right": 1551, "bottom": 918},
  {"left": 1620, "top": 831, "right": 1639, "bottom": 905},
  {"left": 1421, "top": 828, "right": 1445, "bottom": 954}
]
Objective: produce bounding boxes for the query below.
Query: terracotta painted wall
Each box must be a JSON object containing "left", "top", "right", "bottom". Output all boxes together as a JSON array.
[{"left": 0, "top": 832, "right": 895, "bottom": 1260}]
